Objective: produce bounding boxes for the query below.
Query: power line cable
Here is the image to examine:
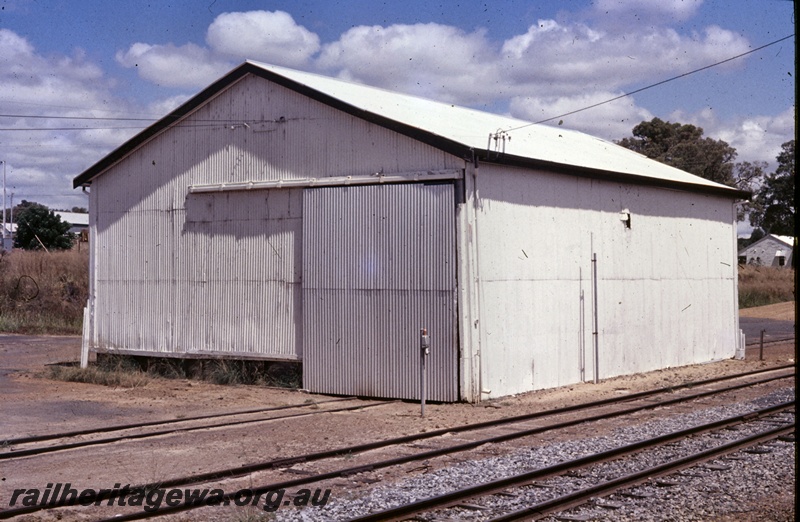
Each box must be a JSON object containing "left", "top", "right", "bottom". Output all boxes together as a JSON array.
[
  {"left": 0, "top": 122, "right": 251, "bottom": 131},
  {"left": 0, "top": 114, "right": 159, "bottom": 121},
  {"left": 501, "top": 33, "right": 795, "bottom": 133},
  {"left": 0, "top": 113, "right": 257, "bottom": 124}
]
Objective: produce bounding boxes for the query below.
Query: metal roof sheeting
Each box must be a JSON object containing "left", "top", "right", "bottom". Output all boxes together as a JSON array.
[
  {"left": 74, "top": 61, "right": 748, "bottom": 199},
  {"left": 250, "top": 62, "right": 731, "bottom": 190},
  {"left": 54, "top": 211, "right": 89, "bottom": 226}
]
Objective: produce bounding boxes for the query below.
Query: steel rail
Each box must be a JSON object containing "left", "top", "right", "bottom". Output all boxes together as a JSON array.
[
  {"left": 6, "top": 363, "right": 790, "bottom": 448},
  {"left": 0, "top": 401, "right": 389, "bottom": 461},
  {"left": 350, "top": 402, "right": 795, "bottom": 522},
  {"left": 0, "top": 367, "right": 792, "bottom": 520},
  {"left": 489, "top": 423, "right": 795, "bottom": 521},
  {"left": 4, "top": 365, "right": 791, "bottom": 463},
  {"left": 2, "top": 397, "right": 357, "bottom": 446},
  {"left": 82, "top": 376, "right": 795, "bottom": 521}
]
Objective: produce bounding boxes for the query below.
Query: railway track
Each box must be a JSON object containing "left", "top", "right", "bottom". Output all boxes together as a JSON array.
[
  {"left": 1, "top": 364, "right": 792, "bottom": 464},
  {"left": 352, "top": 403, "right": 794, "bottom": 521},
  {"left": 0, "top": 397, "right": 389, "bottom": 460},
  {"left": 1, "top": 364, "right": 792, "bottom": 521},
  {"left": 2, "top": 396, "right": 358, "bottom": 446}
]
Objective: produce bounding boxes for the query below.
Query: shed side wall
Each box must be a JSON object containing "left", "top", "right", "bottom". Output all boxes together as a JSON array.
[{"left": 474, "top": 164, "right": 738, "bottom": 398}]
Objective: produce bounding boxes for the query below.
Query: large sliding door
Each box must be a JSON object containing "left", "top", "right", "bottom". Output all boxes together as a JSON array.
[{"left": 302, "top": 183, "right": 457, "bottom": 401}]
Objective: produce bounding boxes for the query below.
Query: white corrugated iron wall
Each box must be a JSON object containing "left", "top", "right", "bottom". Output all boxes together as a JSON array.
[
  {"left": 302, "top": 183, "right": 458, "bottom": 401},
  {"left": 474, "top": 164, "right": 737, "bottom": 398},
  {"left": 89, "top": 73, "right": 462, "bottom": 361}
]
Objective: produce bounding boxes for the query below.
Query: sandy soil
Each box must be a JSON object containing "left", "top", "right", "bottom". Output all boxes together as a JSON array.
[{"left": 739, "top": 300, "right": 795, "bottom": 321}]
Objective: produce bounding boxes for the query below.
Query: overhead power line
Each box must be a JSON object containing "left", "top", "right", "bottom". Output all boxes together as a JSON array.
[
  {"left": 0, "top": 123, "right": 251, "bottom": 131},
  {"left": 0, "top": 114, "right": 159, "bottom": 121},
  {"left": 502, "top": 33, "right": 795, "bottom": 133}
]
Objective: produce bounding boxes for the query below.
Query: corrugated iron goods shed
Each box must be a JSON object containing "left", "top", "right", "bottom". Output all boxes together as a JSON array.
[{"left": 74, "top": 61, "right": 748, "bottom": 402}]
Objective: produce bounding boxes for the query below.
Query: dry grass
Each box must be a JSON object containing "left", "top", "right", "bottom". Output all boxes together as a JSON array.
[
  {"left": 0, "top": 248, "right": 88, "bottom": 334},
  {"left": 46, "top": 354, "right": 302, "bottom": 390},
  {"left": 47, "top": 359, "right": 152, "bottom": 388},
  {"left": 738, "top": 265, "right": 795, "bottom": 309}
]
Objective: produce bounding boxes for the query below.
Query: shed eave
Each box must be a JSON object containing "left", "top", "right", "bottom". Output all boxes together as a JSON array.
[{"left": 478, "top": 153, "right": 751, "bottom": 200}]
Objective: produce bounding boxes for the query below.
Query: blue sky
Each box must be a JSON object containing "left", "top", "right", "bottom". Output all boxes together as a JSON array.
[{"left": 0, "top": 0, "right": 795, "bottom": 227}]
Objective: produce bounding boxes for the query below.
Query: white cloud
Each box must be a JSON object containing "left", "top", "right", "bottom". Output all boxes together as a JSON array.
[
  {"left": 206, "top": 10, "right": 320, "bottom": 67},
  {"left": 1, "top": 29, "right": 107, "bottom": 109},
  {"left": 0, "top": 29, "right": 136, "bottom": 209},
  {"left": 509, "top": 91, "right": 654, "bottom": 141},
  {"left": 146, "top": 94, "right": 192, "bottom": 117},
  {"left": 317, "top": 23, "right": 497, "bottom": 104},
  {"left": 115, "top": 10, "right": 322, "bottom": 89},
  {"left": 497, "top": 21, "right": 750, "bottom": 98},
  {"left": 115, "top": 42, "right": 232, "bottom": 88},
  {"left": 310, "top": 17, "right": 750, "bottom": 114},
  {"left": 676, "top": 106, "right": 797, "bottom": 169}
]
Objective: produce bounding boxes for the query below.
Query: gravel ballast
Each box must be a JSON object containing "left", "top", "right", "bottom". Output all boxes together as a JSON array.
[{"left": 277, "top": 388, "right": 795, "bottom": 521}]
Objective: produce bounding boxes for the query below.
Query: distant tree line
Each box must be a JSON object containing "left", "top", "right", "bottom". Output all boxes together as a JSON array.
[{"left": 617, "top": 118, "right": 795, "bottom": 246}]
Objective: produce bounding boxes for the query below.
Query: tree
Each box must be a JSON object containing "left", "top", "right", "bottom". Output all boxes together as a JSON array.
[
  {"left": 737, "top": 228, "right": 765, "bottom": 251},
  {"left": 749, "top": 140, "right": 795, "bottom": 236},
  {"left": 14, "top": 203, "right": 73, "bottom": 250},
  {"left": 617, "top": 118, "right": 739, "bottom": 187},
  {"left": 733, "top": 161, "right": 767, "bottom": 221}
]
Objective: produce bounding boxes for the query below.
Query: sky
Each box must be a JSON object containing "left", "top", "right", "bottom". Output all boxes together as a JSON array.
[{"left": 0, "top": 0, "right": 795, "bottom": 229}]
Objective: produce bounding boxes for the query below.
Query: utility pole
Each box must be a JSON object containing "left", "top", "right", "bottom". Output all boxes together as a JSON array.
[
  {"left": 1, "top": 160, "right": 6, "bottom": 250},
  {"left": 9, "top": 192, "right": 14, "bottom": 244}
]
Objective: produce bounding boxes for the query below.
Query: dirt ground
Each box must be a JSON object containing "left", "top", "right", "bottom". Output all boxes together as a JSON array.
[
  {"left": 0, "top": 303, "right": 795, "bottom": 520},
  {"left": 739, "top": 301, "right": 795, "bottom": 321},
  {"left": 1, "top": 333, "right": 795, "bottom": 443}
]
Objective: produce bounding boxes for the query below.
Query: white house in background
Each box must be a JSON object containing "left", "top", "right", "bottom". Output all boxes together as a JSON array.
[
  {"left": 54, "top": 211, "right": 89, "bottom": 235},
  {"left": 73, "top": 61, "right": 748, "bottom": 402},
  {"left": 738, "top": 234, "right": 795, "bottom": 267},
  {"left": 1, "top": 223, "right": 16, "bottom": 251}
]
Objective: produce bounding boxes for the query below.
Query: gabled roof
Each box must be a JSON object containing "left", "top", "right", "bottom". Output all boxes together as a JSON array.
[
  {"left": 771, "top": 235, "right": 795, "bottom": 246},
  {"left": 739, "top": 234, "right": 795, "bottom": 255},
  {"left": 74, "top": 61, "right": 749, "bottom": 199}
]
